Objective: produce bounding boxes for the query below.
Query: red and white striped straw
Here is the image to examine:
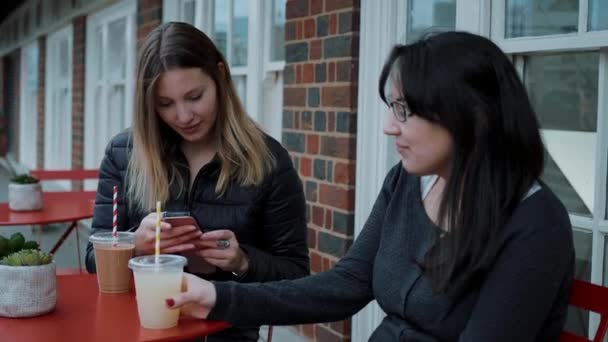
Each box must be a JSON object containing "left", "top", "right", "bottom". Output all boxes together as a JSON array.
[{"left": 112, "top": 185, "right": 118, "bottom": 247}]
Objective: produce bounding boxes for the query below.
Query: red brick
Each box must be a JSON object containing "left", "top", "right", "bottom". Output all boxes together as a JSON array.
[
  {"left": 321, "top": 85, "right": 354, "bottom": 108},
  {"left": 294, "top": 111, "right": 301, "bottom": 129},
  {"left": 304, "top": 18, "right": 315, "bottom": 38},
  {"left": 307, "top": 227, "right": 317, "bottom": 249},
  {"left": 297, "top": 20, "right": 304, "bottom": 40},
  {"left": 300, "top": 156, "right": 312, "bottom": 177},
  {"left": 284, "top": 87, "right": 307, "bottom": 107},
  {"left": 334, "top": 162, "right": 355, "bottom": 185},
  {"left": 326, "top": 0, "right": 357, "bottom": 12},
  {"left": 328, "top": 111, "right": 336, "bottom": 131},
  {"left": 306, "top": 134, "right": 319, "bottom": 154},
  {"left": 310, "top": 250, "right": 323, "bottom": 273},
  {"left": 330, "top": 320, "right": 351, "bottom": 335},
  {"left": 296, "top": 64, "right": 302, "bottom": 83},
  {"left": 325, "top": 208, "right": 333, "bottom": 229},
  {"left": 310, "top": 39, "right": 322, "bottom": 60},
  {"left": 302, "top": 63, "right": 314, "bottom": 83},
  {"left": 322, "top": 257, "right": 331, "bottom": 271},
  {"left": 328, "top": 62, "right": 335, "bottom": 82},
  {"left": 301, "top": 324, "right": 315, "bottom": 339},
  {"left": 286, "top": 0, "right": 309, "bottom": 19},
  {"left": 311, "top": 0, "right": 323, "bottom": 14},
  {"left": 320, "top": 135, "right": 355, "bottom": 159},
  {"left": 319, "top": 184, "right": 355, "bottom": 210},
  {"left": 312, "top": 205, "right": 324, "bottom": 226},
  {"left": 329, "top": 14, "right": 337, "bottom": 35}
]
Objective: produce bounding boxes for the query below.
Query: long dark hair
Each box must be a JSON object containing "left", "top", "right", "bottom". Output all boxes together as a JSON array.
[{"left": 379, "top": 32, "right": 544, "bottom": 293}]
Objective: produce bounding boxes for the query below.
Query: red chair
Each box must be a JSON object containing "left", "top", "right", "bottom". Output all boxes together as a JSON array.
[{"left": 561, "top": 279, "right": 608, "bottom": 342}]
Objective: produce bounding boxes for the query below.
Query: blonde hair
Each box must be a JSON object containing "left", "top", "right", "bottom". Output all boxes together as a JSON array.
[{"left": 127, "top": 22, "right": 275, "bottom": 213}]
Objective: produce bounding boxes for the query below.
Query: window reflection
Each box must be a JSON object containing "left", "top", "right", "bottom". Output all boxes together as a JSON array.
[
  {"left": 506, "top": 0, "right": 578, "bottom": 38},
  {"left": 524, "top": 52, "right": 598, "bottom": 217}
]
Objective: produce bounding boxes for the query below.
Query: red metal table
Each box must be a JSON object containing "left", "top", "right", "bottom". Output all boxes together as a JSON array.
[
  {"left": 0, "top": 274, "right": 230, "bottom": 341},
  {"left": 0, "top": 191, "right": 96, "bottom": 267}
]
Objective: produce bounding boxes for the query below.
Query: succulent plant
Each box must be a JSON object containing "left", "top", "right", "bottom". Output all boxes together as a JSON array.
[
  {"left": 10, "top": 174, "right": 40, "bottom": 184},
  {"left": 1, "top": 249, "right": 53, "bottom": 266},
  {"left": 0, "top": 233, "right": 40, "bottom": 259}
]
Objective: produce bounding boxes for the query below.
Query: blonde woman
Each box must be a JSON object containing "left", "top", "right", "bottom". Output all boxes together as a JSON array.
[{"left": 86, "top": 22, "right": 309, "bottom": 341}]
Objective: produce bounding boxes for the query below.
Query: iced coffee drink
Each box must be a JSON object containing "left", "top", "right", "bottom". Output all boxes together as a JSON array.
[{"left": 89, "top": 232, "right": 135, "bottom": 293}]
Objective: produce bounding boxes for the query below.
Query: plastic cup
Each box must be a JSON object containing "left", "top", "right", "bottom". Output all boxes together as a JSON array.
[
  {"left": 128, "top": 255, "right": 187, "bottom": 329},
  {"left": 89, "top": 232, "right": 135, "bottom": 294}
]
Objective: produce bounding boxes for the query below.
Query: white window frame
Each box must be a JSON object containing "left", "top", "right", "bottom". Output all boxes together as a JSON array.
[
  {"left": 84, "top": 0, "right": 136, "bottom": 176},
  {"left": 491, "top": 1, "right": 608, "bottom": 337},
  {"left": 163, "top": 0, "right": 285, "bottom": 141},
  {"left": 44, "top": 24, "right": 73, "bottom": 172},
  {"left": 19, "top": 40, "right": 39, "bottom": 170}
]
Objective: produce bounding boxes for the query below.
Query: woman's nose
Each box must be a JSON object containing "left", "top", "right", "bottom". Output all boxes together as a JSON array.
[
  {"left": 175, "top": 103, "right": 194, "bottom": 124},
  {"left": 383, "top": 109, "right": 400, "bottom": 136}
]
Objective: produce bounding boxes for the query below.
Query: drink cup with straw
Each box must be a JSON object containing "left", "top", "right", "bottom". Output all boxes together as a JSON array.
[
  {"left": 129, "top": 200, "right": 187, "bottom": 329},
  {"left": 89, "top": 185, "right": 135, "bottom": 293}
]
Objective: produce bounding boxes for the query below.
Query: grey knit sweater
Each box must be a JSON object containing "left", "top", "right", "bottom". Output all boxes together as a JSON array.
[{"left": 208, "top": 165, "right": 574, "bottom": 341}]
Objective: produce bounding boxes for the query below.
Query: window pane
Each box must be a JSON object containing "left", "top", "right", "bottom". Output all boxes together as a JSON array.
[
  {"left": 182, "top": 0, "right": 196, "bottom": 26},
  {"left": 407, "top": 0, "right": 456, "bottom": 43},
  {"left": 108, "top": 84, "right": 125, "bottom": 138},
  {"left": 213, "top": 0, "right": 228, "bottom": 59},
  {"left": 233, "top": 75, "right": 246, "bottom": 106},
  {"left": 59, "top": 38, "right": 69, "bottom": 77},
  {"left": 270, "top": 0, "right": 286, "bottom": 61},
  {"left": 525, "top": 52, "right": 598, "bottom": 217},
  {"left": 589, "top": 0, "right": 608, "bottom": 31},
  {"left": 107, "top": 18, "right": 126, "bottom": 80},
  {"left": 506, "top": 0, "right": 579, "bottom": 38},
  {"left": 232, "top": 0, "right": 248, "bottom": 66},
  {"left": 563, "top": 228, "right": 591, "bottom": 337}
]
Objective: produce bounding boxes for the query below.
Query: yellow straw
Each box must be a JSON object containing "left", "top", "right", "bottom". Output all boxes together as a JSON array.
[{"left": 155, "top": 201, "right": 161, "bottom": 264}]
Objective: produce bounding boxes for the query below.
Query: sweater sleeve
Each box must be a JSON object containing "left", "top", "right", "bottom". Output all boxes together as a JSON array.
[
  {"left": 207, "top": 165, "right": 400, "bottom": 326},
  {"left": 85, "top": 136, "right": 131, "bottom": 273},
  {"left": 237, "top": 163, "right": 310, "bottom": 282},
  {"left": 458, "top": 198, "right": 574, "bottom": 341}
]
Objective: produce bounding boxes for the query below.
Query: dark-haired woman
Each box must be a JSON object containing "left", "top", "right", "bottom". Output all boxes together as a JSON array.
[{"left": 165, "top": 31, "right": 574, "bottom": 342}]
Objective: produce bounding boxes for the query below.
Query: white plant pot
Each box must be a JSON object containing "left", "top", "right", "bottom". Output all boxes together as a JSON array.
[
  {"left": 8, "top": 182, "right": 43, "bottom": 211},
  {"left": 0, "top": 262, "right": 57, "bottom": 317}
]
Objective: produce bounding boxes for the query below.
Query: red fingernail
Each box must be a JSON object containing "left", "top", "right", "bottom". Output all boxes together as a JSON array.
[{"left": 166, "top": 299, "right": 175, "bottom": 308}]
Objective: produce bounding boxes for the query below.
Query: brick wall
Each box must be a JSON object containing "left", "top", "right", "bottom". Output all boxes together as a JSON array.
[
  {"left": 36, "top": 37, "right": 45, "bottom": 168},
  {"left": 5, "top": 52, "right": 20, "bottom": 160},
  {"left": 0, "top": 57, "right": 6, "bottom": 157},
  {"left": 71, "top": 16, "right": 86, "bottom": 188},
  {"left": 283, "top": 1, "right": 360, "bottom": 341},
  {"left": 137, "top": 0, "right": 162, "bottom": 49}
]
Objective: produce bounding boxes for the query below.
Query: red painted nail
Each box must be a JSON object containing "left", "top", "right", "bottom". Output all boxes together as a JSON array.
[{"left": 166, "top": 299, "right": 175, "bottom": 308}]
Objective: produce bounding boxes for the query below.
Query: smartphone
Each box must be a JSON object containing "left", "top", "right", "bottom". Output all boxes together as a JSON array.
[{"left": 162, "top": 211, "right": 202, "bottom": 231}]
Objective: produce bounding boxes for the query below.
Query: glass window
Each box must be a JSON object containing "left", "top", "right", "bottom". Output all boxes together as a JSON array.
[
  {"left": 407, "top": 0, "right": 456, "bottom": 43},
  {"left": 213, "top": 0, "right": 228, "bottom": 59},
  {"left": 524, "top": 52, "right": 598, "bottom": 217},
  {"left": 589, "top": 0, "right": 608, "bottom": 31},
  {"left": 232, "top": 0, "right": 248, "bottom": 66},
  {"left": 563, "top": 228, "right": 592, "bottom": 337},
  {"left": 505, "top": 0, "right": 579, "bottom": 38},
  {"left": 270, "top": 0, "right": 286, "bottom": 61},
  {"left": 181, "top": 0, "right": 196, "bottom": 26},
  {"left": 107, "top": 17, "right": 127, "bottom": 80}
]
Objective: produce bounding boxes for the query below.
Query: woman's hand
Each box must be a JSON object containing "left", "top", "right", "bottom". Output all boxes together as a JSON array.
[
  {"left": 166, "top": 273, "right": 216, "bottom": 319},
  {"left": 134, "top": 212, "right": 202, "bottom": 256},
  {"left": 194, "top": 230, "right": 249, "bottom": 275}
]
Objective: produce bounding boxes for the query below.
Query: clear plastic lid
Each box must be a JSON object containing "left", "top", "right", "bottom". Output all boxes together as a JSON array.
[
  {"left": 128, "top": 254, "right": 187, "bottom": 271},
  {"left": 89, "top": 232, "right": 135, "bottom": 245}
]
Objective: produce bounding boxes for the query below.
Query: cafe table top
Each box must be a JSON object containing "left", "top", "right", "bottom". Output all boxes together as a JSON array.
[{"left": 0, "top": 274, "right": 230, "bottom": 342}]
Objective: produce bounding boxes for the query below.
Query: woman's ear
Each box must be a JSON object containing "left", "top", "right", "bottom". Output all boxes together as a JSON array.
[{"left": 217, "top": 62, "right": 226, "bottom": 78}]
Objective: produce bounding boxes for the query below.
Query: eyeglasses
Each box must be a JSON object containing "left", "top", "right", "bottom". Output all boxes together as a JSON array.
[{"left": 388, "top": 100, "right": 413, "bottom": 123}]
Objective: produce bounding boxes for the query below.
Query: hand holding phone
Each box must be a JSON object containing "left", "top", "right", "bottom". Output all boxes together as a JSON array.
[{"left": 162, "top": 211, "right": 202, "bottom": 231}]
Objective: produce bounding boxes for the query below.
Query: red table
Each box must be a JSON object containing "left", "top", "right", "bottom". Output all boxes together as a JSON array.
[
  {"left": 0, "top": 191, "right": 96, "bottom": 267},
  {"left": 0, "top": 274, "right": 230, "bottom": 341}
]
